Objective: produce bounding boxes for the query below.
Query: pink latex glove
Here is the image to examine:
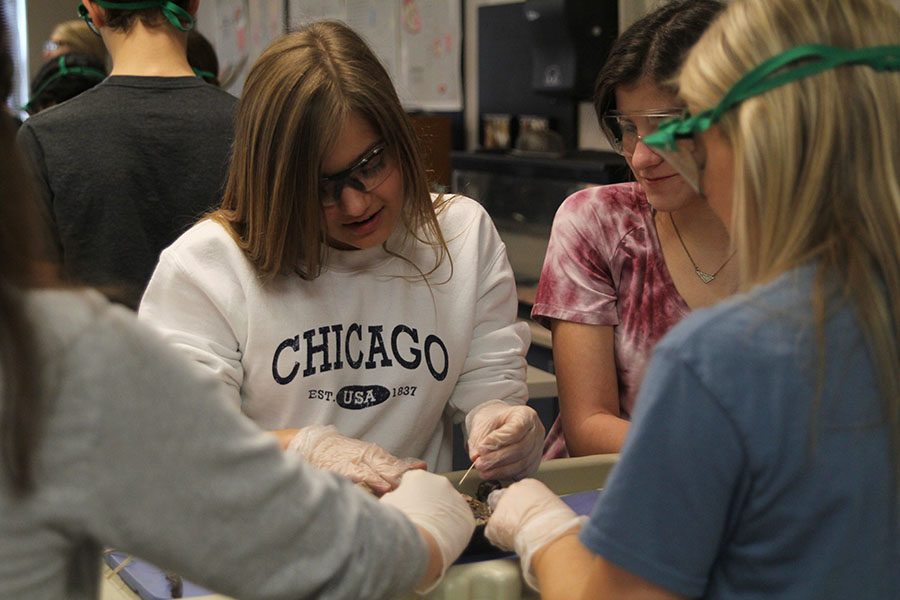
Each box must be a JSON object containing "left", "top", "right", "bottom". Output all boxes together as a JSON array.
[
  {"left": 485, "top": 479, "right": 586, "bottom": 590},
  {"left": 466, "top": 400, "right": 544, "bottom": 480},
  {"left": 381, "top": 470, "right": 476, "bottom": 592},
  {"left": 288, "top": 425, "right": 426, "bottom": 495}
]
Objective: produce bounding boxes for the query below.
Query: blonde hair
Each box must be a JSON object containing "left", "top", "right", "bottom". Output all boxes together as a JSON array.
[
  {"left": 49, "top": 20, "right": 107, "bottom": 63},
  {"left": 211, "top": 20, "right": 447, "bottom": 282},
  {"left": 679, "top": 0, "right": 900, "bottom": 476}
]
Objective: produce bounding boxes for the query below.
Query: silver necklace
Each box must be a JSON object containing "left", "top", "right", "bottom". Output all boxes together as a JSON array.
[{"left": 669, "top": 213, "right": 736, "bottom": 284}]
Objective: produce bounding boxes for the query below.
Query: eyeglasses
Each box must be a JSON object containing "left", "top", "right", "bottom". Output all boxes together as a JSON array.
[
  {"left": 601, "top": 109, "right": 686, "bottom": 156},
  {"left": 319, "top": 144, "right": 393, "bottom": 207},
  {"left": 643, "top": 44, "right": 900, "bottom": 192},
  {"left": 77, "top": 1, "right": 196, "bottom": 35}
]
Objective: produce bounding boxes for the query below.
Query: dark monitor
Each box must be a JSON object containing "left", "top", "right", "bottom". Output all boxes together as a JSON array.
[
  {"left": 478, "top": 2, "right": 579, "bottom": 149},
  {"left": 525, "top": 0, "right": 619, "bottom": 98},
  {"left": 477, "top": 1, "right": 618, "bottom": 151}
]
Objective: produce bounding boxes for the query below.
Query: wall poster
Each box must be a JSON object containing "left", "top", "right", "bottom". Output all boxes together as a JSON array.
[{"left": 288, "top": 0, "right": 462, "bottom": 111}]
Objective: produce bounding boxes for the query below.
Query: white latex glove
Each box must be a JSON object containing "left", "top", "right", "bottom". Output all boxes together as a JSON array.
[
  {"left": 485, "top": 479, "right": 586, "bottom": 590},
  {"left": 381, "top": 470, "right": 476, "bottom": 592},
  {"left": 466, "top": 400, "right": 545, "bottom": 480},
  {"left": 288, "top": 425, "right": 426, "bottom": 495}
]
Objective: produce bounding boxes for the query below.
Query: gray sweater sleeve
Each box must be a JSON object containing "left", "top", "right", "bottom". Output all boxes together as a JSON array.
[
  {"left": 16, "top": 122, "right": 62, "bottom": 262},
  {"left": 44, "top": 292, "right": 427, "bottom": 599}
]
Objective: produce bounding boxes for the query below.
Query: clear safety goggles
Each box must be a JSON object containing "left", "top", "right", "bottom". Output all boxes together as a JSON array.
[
  {"left": 643, "top": 44, "right": 900, "bottom": 192},
  {"left": 601, "top": 109, "right": 686, "bottom": 156}
]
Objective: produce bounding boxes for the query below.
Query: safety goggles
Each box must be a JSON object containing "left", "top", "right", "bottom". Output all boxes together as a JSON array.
[
  {"left": 319, "top": 144, "right": 393, "bottom": 207},
  {"left": 23, "top": 55, "right": 107, "bottom": 113},
  {"left": 601, "top": 109, "right": 686, "bottom": 156},
  {"left": 192, "top": 68, "right": 216, "bottom": 82},
  {"left": 78, "top": 0, "right": 195, "bottom": 34},
  {"left": 643, "top": 44, "right": 900, "bottom": 192}
]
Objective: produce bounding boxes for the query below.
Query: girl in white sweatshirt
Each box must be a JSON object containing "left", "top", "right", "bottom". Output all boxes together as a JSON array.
[{"left": 139, "top": 20, "right": 545, "bottom": 492}]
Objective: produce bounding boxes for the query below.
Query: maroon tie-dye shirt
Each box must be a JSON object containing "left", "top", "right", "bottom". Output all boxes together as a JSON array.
[{"left": 532, "top": 182, "right": 690, "bottom": 458}]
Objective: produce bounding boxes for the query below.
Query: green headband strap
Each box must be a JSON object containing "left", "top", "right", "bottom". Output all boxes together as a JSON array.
[
  {"left": 192, "top": 67, "right": 216, "bottom": 82},
  {"left": 646, "top": 44, "right": 900, "bottom": 151},
  {"left": 92, "top": 0, "right": 195, "bottom": 32},
  {"left": 23, "top": 55, "right": 107, "bottom": 112}
]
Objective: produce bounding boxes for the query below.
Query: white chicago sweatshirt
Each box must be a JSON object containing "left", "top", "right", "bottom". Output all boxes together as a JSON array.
[{"left": 139, "top": 196, "right": 530, "bottom": 472}]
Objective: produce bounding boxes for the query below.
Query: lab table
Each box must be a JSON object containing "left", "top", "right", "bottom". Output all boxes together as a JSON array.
[{"left": 100, "top": 454, "right": 617, "bottom": 600}]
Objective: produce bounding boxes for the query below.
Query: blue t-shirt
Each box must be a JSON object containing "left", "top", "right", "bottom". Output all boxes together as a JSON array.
[{"left": 581, "top": 265, "right": 899, "bottom": 599}]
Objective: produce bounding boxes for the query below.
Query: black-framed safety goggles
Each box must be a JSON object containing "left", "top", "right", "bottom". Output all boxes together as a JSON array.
[{"left": 319, "top": 144, "right": 392, "bottom": 207}]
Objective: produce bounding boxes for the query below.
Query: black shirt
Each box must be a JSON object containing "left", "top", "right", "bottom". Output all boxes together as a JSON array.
[{"left": 17, "top": 75, "right": 237, "bottom": 308}]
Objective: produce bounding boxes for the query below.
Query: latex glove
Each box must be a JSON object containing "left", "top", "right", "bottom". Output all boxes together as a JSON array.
[
  {"left": 466, "top": 400, "right": 545, "bottom": 480},
  {"left": 381, "top": 470, "right": 476, "bottom": 592},
  {"left": 485, "top": 479, "right": 586, "bottom": 590},
  {"left": 288, "top": 425, "right": 426, "bottom": 495}
]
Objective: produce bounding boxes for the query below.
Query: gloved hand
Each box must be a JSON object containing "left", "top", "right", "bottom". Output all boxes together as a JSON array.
[
  {"left": 288, "top": 425, "right": 426, "bottom": 495},
  {"left": 485, "top": 479, "right": 586, "bottom": 590},
  {"left": 466, "top": 400, "right": 545, "bottom": 480},
  {"left": 381, "top": 470, "right": 476, "bottom": 592}
]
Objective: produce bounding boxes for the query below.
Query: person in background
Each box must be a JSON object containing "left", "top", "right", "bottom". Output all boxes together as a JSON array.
[
  {"left": 139, "top": 20, "right": 544, "bottom": 494},
  {"left": 486, "top": 0, "right": 900, "bottom": 597},
  {"left": 187, "top": 29, "right": 219, "bottom": 86},
  {"left": 17, "top": 0, "right": 236, "bottom": 309},
  {"left": 533, "top": 0, "right": 731, "bottom": 459},
  {"left": 0, "top": 9, "right": 475, "bottom": 599},
  {"left": 40, "top": 18, "right": 107, "bottom": 64},
  {"left": 24, "top": 53, "right": 107, "bottom": 115}
]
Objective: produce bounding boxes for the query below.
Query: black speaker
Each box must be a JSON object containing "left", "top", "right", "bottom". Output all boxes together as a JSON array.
[{"left": 524, "top": 0, "right": 618, "bottom": 98}]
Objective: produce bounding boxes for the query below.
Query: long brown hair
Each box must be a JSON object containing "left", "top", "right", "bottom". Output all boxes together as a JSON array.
[
  {"left": 210, "top": 20, "right": 448, "bottom": 282},
  {"left": 0, "top": 7, "right": 47, "bottom": 495}
]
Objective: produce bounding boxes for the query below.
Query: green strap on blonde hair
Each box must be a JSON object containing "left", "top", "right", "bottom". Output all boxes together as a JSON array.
[{"left": 645, "top": 44, "right": 900, "bottom": 151}]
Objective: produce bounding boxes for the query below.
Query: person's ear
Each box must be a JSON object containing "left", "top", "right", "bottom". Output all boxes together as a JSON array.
[
  {"left": 187, "top": 0, "right": 200, "bottom": 17},
  {"left": 82, "top": 1, "right": 107, "bottom": 29}
]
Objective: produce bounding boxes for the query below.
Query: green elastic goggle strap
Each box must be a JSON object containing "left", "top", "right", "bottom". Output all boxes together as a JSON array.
[
  {"left": 81, "top": 0, "right": 195, "bottom": 32},
  {"left": 192, "top": 67, "right": 216, "bottom": 82},
  {"left": 23, "top": 55, "right": 106, "bottom": 111},
  {"left": 645, "top": 44, "right": 900, "bottom": 151}
]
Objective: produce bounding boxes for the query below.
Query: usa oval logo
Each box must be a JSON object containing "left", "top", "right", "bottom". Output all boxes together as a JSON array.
[{"left": 336, "top": 385, "right": 390, "bottom": 410}]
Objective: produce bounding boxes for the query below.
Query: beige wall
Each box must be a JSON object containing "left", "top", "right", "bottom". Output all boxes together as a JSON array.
[{"left": 25, "top": 2, "right": 78, "bottom": 79}]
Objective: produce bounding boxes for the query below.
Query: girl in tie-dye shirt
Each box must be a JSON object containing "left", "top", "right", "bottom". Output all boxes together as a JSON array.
[{"left": 532, "top": 0, "right": 736, "bottom": 458}]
